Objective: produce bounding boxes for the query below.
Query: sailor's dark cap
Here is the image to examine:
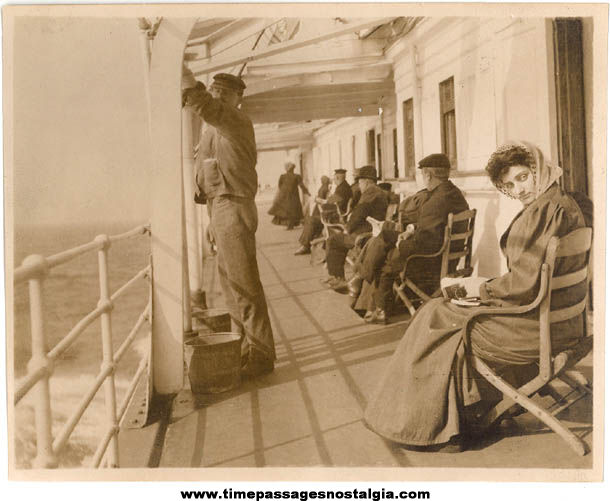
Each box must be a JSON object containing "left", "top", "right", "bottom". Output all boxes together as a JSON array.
[{"left": 212, "top": 73, "right": 246, "bottom": 92}]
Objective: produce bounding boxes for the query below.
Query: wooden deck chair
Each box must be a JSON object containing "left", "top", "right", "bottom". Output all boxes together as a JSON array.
[
  {"left": 463, "top": 227, "right": 593, "bottom": 455},
  {"left": 393, "top": 209, "right": 477, "bottom": 315},
  {"left": 345, "top": 202, "right": 400, "bottom": 268},
  {"left": 310, "top": 202, "right": 349, "bottom": 265}
]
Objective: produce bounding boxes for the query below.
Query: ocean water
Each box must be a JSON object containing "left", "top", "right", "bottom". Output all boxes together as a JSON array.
[{"left": 12, "top": 222, "right": 152, "bottom": 468}]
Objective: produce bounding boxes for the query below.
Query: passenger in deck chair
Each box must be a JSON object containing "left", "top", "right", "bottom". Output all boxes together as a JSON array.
[
  {"left": 322, "top": 165, "right": 388, "bottom": 291},
  {"left": 364, "top": 141, "right": 590, "bottom": 452},
  {"left": 349, "top": 187, "right": 431, "bottom": 315},
  {"left": 353, "top": 153, "right": 468, "bottom": 324},
  {"left": 294, "top": 169, "right": 352, "bottom": 255},
  {"left": 182, "top": 74, "right": 275, "bottom": 378}
]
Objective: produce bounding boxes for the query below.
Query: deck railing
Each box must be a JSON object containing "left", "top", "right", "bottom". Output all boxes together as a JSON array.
[{"left": 13, "top": 224, "right": 153, "bottom": 468}]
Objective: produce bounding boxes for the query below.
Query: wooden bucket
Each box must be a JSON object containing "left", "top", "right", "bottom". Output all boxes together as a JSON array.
[
  {"left": 192, "top": 308, "right": 231, "bottom": 333},
  {"left": 185, "top": 333, "right": 241, "bottom": 394}
]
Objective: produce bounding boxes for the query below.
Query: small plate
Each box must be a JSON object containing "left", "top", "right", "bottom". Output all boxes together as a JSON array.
[{"left": 451, "top": 298, "right": 481, "bottom": 307}]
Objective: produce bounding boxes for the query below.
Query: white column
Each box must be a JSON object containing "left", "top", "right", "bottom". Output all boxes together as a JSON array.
[
  {"left": 182, "top": 66, "right": 206, "bottom": 309},
  {"left": 410, "top": 44, "right": 424, "bottom": 163},
  {"left": 148, "top": 18, "right": 196, "bottom": 394}
]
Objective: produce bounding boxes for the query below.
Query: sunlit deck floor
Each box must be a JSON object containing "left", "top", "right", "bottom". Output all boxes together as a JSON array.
[{"left": 120, "top": 200, "right": 593, "bottom": 470}]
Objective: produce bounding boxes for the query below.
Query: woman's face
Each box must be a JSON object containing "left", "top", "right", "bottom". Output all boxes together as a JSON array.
[{"left": 500, "top": 164, "right": 536, "bottom": 206}]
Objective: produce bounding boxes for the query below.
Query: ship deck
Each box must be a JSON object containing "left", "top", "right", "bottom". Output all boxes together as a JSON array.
[{"left": 119, "top": 199, "right": 593, "bottom": 471}]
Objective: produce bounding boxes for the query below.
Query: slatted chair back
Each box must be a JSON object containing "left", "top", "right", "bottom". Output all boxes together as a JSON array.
[
  {"left": 319, "top": 202, "right": 347, "bottom": 237},
  {"left": 538, "top": 227, "right": 592, "bottom": 379},
  {"left": 393, "top": 209, "right": 477, "bottom": 315},
  {"left": 440, "top": 209, "right": 477, "bottom": 280},
  {"left": 465, "top": 226, "right": 593, "bottom": 456}
]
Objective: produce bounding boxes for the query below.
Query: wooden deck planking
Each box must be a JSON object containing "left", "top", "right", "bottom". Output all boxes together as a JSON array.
[{"left": 146, "top": 200, "right": 593, "bottom": 469}]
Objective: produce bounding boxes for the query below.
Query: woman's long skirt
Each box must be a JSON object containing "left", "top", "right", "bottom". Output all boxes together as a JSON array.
[{"left": 363, "top": 297, "right": 582, "bottom": 446}]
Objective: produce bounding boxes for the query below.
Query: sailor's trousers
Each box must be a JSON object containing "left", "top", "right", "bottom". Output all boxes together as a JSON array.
[{"left": 209, "top": 195, "right": 276, "bottom": 360}]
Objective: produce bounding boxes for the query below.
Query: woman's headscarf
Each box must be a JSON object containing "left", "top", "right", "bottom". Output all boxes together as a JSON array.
[{"left": 490, "top": 140, "right": 563, "bottom": 200}]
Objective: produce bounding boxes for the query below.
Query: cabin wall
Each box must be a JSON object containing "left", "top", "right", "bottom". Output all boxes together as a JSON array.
[
  {"left": 312, "top": 115, "right": 379, "bottom": 183},
  {"left": 306, "top": 17, "right": 561, "bottom": 277},
  {"left": 387, "top": 17, "right": 558, "bottom": 276}
]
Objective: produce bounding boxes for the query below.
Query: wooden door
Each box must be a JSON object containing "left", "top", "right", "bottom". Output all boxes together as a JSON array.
[{"left": 553, "top": 18, "right": 588, "bottom": 195}]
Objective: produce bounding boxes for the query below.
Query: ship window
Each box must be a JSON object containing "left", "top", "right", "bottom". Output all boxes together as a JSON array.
[
  {"left": 366, "top": 128, "right": 376, "bottom": 166},
  {"left": 403, "top": 98, "right": 415, "bottom": 178},
  {"left": 439, "top": 77, "right": 457, "bottom": 168},
  {"left": 393, "top": 128, "right": 399, "bottom": 179}
]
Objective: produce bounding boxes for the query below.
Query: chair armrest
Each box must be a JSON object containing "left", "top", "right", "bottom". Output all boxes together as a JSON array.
[
  {"left": 325, "top": 223, "right": 346, "bottom": 232},
  {"left": 399, "top": 241, "right": 449, "bottom": 279},
  {"left": 354, "top": 232, "right": 372, "bottom": 247},
  {"left": 461, "top": 264, "right": 551, "bottom": 347}
]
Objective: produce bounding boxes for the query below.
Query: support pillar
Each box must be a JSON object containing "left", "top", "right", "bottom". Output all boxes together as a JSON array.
[
  {"left": 182, "top": 65, "right": 207, "bottom": 310},
  {"left": 410, "top": 44, "right": 424, "bottom": 164},
  {"left": 148, "top": 18, "right": 196, "bottom": 395}
]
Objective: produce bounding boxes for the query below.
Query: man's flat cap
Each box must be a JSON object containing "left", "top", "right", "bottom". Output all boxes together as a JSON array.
[
  {"left": 212, "top": 73, "right": 246, "bottom": 92},
  {"left": 378, "top": 182, "right": 393, "bottom": 191},
  {"left": 354, "top": 165, "right": 378, "bottom": 181},
  {"left": 334, "top": 168, "right": 347, "bottom": 174},
  {"left": 418, "top": 153, "right": 451, "bottom": 169}
]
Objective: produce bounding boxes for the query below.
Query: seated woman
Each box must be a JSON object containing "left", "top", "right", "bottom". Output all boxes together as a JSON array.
[{"left": 364, "top": 140, "right": 589, "bottom": 452}]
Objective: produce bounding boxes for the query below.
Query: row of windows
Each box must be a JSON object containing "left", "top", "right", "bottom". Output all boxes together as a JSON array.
[
  {"left": 316, "top": 76, "right": 456, "bottom": 181},
  {"left": 401, "top": 76, "right": 457, "bottom": 179}
]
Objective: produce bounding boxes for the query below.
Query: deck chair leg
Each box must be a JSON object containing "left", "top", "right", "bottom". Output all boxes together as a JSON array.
[
  {"left": 473, "top": 358, "right": 588, "bottom": 456},
  {"left": 560, "top": 370, "right": 592, "bottom": 391},
  {"left": 481, "top": 374, "right": 551, "bottom": 428},
  {"left": 393, "top": 283, "right": 417, "bottom": 316},
  {"left": 403, "top": 277, "right": 432, "bottom": 302}
]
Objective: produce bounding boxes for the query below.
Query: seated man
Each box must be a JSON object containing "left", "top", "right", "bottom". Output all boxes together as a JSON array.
[
  {"left": 322, "top": 165, "right": 388, "bottom": 291},
  {"left": 355, "top": 153, "right": 469, "bottom": 324},
  {"left": 378, "top": 182, "right": 401, "bottom": 208},
  {"left": 295, "top": 169, "right": 352, "bottom": 255},
  {"left": 349, "top": 187, "right": 431, "bottom": 311}
]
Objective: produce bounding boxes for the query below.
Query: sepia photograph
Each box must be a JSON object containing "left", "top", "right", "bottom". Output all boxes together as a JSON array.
[{"left": 2, "top": 1, "right": 607, "bottom": 487}]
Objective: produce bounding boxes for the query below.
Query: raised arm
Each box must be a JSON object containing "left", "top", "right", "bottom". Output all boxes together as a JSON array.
[{"left": 183, "top": 82, "right": 251, "bottom": 142}]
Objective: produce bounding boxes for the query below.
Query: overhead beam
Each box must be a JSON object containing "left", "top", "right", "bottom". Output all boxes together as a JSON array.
[
  {"left": 244, "top": 64, "right": 393, "bottom": 96},
  {"left": 187, "top": 19, "right": 251, "bottom": 46},
  {"left": 244, "top": 38, "right": 385, "bottom": 66},
  {"left": 257, "top": 139, "right": 314, "bottom": 152},
  {"left": 247, "top": 104, "right": 382, "bottom": 124},
  {"left": 244, "top": 81, "right": 395, "bottom": 103},
  {"left": 191, "top": 17, "right": 395, "bottom": 76},
  {"left": 235, "top": 55, "right": 385, "bottom": 78}
]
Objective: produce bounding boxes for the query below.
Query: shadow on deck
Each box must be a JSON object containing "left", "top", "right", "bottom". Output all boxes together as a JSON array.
[{"left": 119, "top": 201, "right": 593, "bottom": 470}]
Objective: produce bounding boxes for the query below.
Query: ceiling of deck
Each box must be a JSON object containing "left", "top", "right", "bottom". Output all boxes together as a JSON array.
[{"left": 184, "top": 17, "right": 417, "bottom": 148}]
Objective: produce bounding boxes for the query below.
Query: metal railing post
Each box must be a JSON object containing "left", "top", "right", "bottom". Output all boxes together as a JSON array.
[
  {"left": 95, "top": 235, "right": 119, "bottom": 467},
  {"left": 23, "top": 255, "right": 57, "bottom": 468}
]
